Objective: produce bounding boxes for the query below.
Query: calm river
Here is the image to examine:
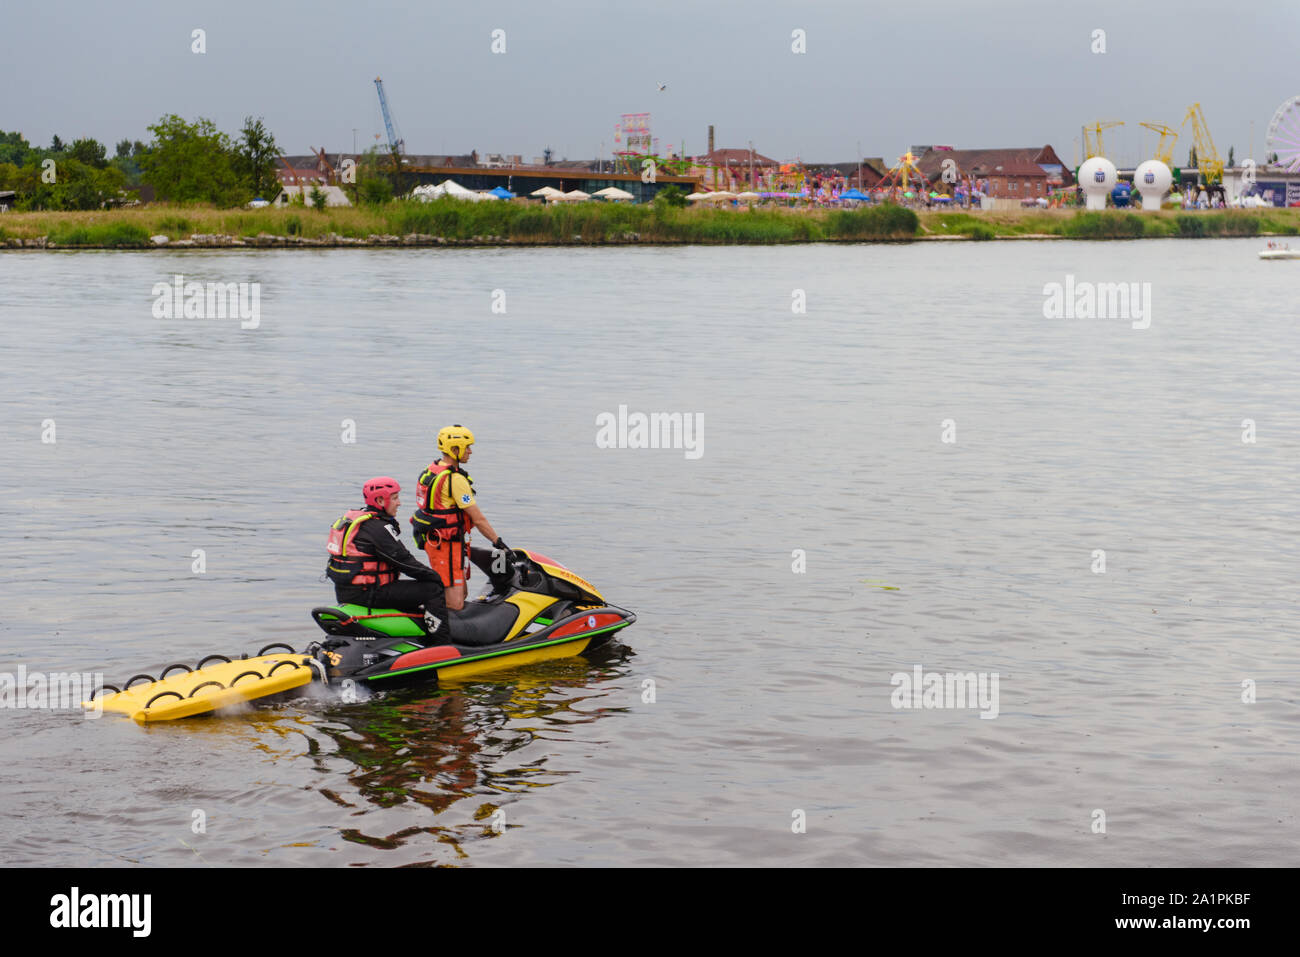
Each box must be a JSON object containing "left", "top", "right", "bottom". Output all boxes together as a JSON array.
[{"left": 1, "top": 239, "right": 1296, "bottom": 865}]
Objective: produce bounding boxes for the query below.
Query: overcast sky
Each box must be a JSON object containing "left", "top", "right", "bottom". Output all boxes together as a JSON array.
[{"left": 4, "top": 0, "right": 1297, "bottom": 169}]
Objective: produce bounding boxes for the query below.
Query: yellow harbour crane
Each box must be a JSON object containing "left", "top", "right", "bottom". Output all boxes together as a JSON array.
[
  {"left": 1139, "top": 122, "right": 1180, "bottom": 167},
  {"left": 1181, "top": 103, "right": 1223, "bottom": 185},
  {"left": 1084, "top": 120, "right": 1125, "bottom": 159}
]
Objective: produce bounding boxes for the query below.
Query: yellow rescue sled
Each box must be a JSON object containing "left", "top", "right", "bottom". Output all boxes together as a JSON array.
[{"left": 84, "top": 644, "right": 317, "bottom": 723}]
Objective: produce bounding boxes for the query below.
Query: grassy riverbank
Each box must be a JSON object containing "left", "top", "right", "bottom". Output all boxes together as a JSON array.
[
  {"left": 918, "top": 207, "right": 1300, "bottom": 239},
  {"left": 2, "top": 202, "right": 1298, "bottom": 247},
  {"left": 0, "top": 201, "right": 919, "bottom": 246}
]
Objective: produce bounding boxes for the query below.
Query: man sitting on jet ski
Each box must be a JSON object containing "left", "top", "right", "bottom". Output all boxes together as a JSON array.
[{"left": 326, "top": 477, "right": 450, "bottom": 640}]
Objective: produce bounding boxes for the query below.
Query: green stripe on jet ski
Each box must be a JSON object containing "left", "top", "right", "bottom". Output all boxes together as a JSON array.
[{"left": 366, "top": 622, "right": 631, "bottom": 681}]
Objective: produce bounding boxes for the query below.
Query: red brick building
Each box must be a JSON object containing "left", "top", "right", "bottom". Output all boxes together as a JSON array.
[{"left": 915, "top": 145, "right": 1072, "bottom": 198}]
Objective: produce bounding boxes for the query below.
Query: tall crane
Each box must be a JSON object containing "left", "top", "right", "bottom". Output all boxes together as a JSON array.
[
  {"left": 373, "top": 76, "right": 406, "bottom": 192},
  {"left": 1083, "top": 120, "right": 1125, "bottom": 159},
  {"left": 1139, "top": 122, "right": 1179, "bottom": 167},
  {"left": 1181, "top": 103, "right": 1223, "bottom": 185},
  {"left": 374, "top": 77, "right": 404, "bottom": 155}
]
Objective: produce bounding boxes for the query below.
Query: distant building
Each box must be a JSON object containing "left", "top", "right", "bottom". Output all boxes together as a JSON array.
[
  {"left": 808, "top": 158, "right": 889, "bottom": 189},
  {"left": 915, "top": 145, "right": 1072, "bottom": 198},
  {"left": 690, "top": 147, "right": 778, "bottom": 188},
  {"left": 276, "top": 158, "right": 331, "bottom": 187},
  {"left": 549, "top": 159, "right": 601, "bottom": 171},
  {"left": 399, "top": 153, "right": 478, "bottom": 168},
  {"left": 479, "top": 153, "right": 524, "bottom": 168},
  {"left": 1222, "top": 165, "right": 1300, "bottom": 206},
  {"left": 0, "top": 190, "right": 15, "bottom": 211}
]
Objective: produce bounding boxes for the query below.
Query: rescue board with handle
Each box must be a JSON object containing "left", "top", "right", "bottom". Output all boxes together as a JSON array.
[{"left": 84, "top": 645, "right": 317, "bottom": 724}]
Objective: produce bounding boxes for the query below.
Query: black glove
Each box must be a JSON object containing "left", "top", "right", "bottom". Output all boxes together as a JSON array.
[{"left": 492, "top": 537, "right": 508, "bottom": 551}]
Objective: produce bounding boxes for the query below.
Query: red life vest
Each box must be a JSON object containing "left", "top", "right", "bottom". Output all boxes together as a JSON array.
[
  {"left": 326, "top": 509, "right": 396, "bottom": 586},
  {"left": 410, "top": 461, "right": 474, "bottom": 548}
]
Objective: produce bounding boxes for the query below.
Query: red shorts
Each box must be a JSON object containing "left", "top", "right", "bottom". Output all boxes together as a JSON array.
[{"left": 425, "top": 537, "right": 470, "bottom": 588}]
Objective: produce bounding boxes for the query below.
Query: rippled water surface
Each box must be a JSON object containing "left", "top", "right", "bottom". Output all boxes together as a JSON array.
[{"left": 1, "top": 240, "right": 1296, "bottom": 866}]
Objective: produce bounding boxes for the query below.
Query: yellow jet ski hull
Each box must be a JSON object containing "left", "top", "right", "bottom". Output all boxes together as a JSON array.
[{"left": 85, "top": 654, "right": 315, "bottom": 723}]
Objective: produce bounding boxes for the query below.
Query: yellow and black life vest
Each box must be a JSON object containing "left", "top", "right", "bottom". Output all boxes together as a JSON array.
[{"left": 410, "top": 461, "right": 474, "bottom": 548}]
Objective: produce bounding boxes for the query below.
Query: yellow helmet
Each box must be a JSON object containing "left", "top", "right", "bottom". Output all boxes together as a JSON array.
[{"left": 437, "top": 424, "right": 475, "bottom": 461}]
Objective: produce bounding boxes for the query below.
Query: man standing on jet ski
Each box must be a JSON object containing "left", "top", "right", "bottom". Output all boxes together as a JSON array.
[
  {"left": 411, "top": 425, "right": 512, "bottom": 611},
  {"left": 326, "top": 477, "right": 451, "bottom": 640}
]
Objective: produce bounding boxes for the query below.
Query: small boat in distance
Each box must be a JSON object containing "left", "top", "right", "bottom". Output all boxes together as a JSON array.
[{"left": 1259, "top": 240, "right": 1300, "bottom": 260}]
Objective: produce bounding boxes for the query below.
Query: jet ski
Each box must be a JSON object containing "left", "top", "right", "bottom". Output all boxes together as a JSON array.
[
  {"left": 85, "top": 549, "right": 634, "bottom": 722},
  {"left": 307, "top": 549, "right": 636, "bottom": 687}
]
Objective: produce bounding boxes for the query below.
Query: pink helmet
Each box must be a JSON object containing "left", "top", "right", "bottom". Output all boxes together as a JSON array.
[{"left": 362, "top": 476, "right": 401, "bottom": 510}]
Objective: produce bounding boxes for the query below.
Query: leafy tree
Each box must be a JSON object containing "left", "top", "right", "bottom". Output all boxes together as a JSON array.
[
  {"left": 652, "top": 184, "right": 687, "bottom": 208},
  {"left": 8, "top": 156, "right": 125, "bottom": 210},
  {"left": 235, "top": 115, "right": 281, "bottom": 199},
  {"left": 352, "top": 146, "right": 394, "bottom": 204},
  {"left": 50, "top": 134, "right": 66, "bottom": 153},
  {"left": 110, "top": 152, "right": 143, "bottom": 187},
  {"left": 140, "top": 114, "right": 247, "bottom": 206},
  {"left": 115, "top": 139, "right": 132, "bottom": 159},
  {"left": 1227, "top": 145, "right": 1235, "bottom": 168},
  {"left": 309, "top": 185, "right": 327, "bottom": 210},
  {"left": 358, "top": 175, "right": 392, "bottom": 204},
  {"left": 0, "top": 131, "right": 32, "bottom": 166},
  {"left": 69, "top": 137, "right": 108, "bottom": 168}
]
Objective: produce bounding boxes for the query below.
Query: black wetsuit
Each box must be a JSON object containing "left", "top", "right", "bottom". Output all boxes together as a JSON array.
[{"left": 332, "top": 510, "right": 450, "bottom": 640}]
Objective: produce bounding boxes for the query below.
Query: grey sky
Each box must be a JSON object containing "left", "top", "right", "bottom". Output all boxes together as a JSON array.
[{"left": 4, "top": 0, "right": 1297, "bottom": 169}]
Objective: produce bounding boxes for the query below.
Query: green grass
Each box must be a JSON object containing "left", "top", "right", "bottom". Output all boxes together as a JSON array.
[
  {"left": 1059, "top": 212, "right": 1147, "bottom": 239},
  {"left": 825, "top": 204, "right": 918, "bottom": 240},
  {"left": 6, "top": 200, "right": 1300, "bottom": 246},
  {"left": 926, "top": 213, "right": 996, "bottom": 239},
  {"left": 47, "top": 221, "right": 151, "bottom": 247},
  {"left": 155, "top": 214, "right": 192, "bottom": 236}
]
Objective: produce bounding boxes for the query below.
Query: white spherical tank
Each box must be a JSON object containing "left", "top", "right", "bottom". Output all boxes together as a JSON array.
[
  {"left": 1079, "top": 157, "right": 1118, "bottom": 210},
  {"left": 1134, "top": 160, "right": 1172, "bottom": 212}
]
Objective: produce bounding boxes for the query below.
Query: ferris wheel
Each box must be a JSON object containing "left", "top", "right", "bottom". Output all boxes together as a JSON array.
[{"left": 1265, "top": 95, "right": 1300, "bottom": 171}]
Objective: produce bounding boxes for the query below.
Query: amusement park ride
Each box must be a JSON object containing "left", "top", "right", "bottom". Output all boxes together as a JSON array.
[
  {"left": 873, "top": 151, "right": 930, "bottom": 195},
  {"left": 1264, "top": 95, "right": 1300, "bottom": 172}
]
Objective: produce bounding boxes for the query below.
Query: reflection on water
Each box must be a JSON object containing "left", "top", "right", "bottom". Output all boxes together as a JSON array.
[{"left": 246, "top": 642, "right": 636, "bottom": 863}]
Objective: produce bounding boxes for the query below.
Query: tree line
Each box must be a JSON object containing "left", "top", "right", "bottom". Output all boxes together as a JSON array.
[{"left": 0, "top": 115, "right": 286, "bottom": 210}]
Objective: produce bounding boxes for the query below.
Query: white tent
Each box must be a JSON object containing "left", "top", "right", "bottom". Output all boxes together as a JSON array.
[
  {"left": 685, "top": 192, "right": 709, "bottom": 202},
  {"left": 412, "top": 180, "right": 492, "bottom": 202},
  {"left": 276, "top": 185, "right": 352, "bottom": 207},
  {"left": 553, "top": 190, "right": 591, "bottom": 202},
  {"left": 593, "top": 186, "right": 635, "bottom": 201},
  {"left": 530, "top": 186, "right": 564, "bottom": 199},
  {"left": 736, "top": 191, "right": 761, "bottom": 203}
]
